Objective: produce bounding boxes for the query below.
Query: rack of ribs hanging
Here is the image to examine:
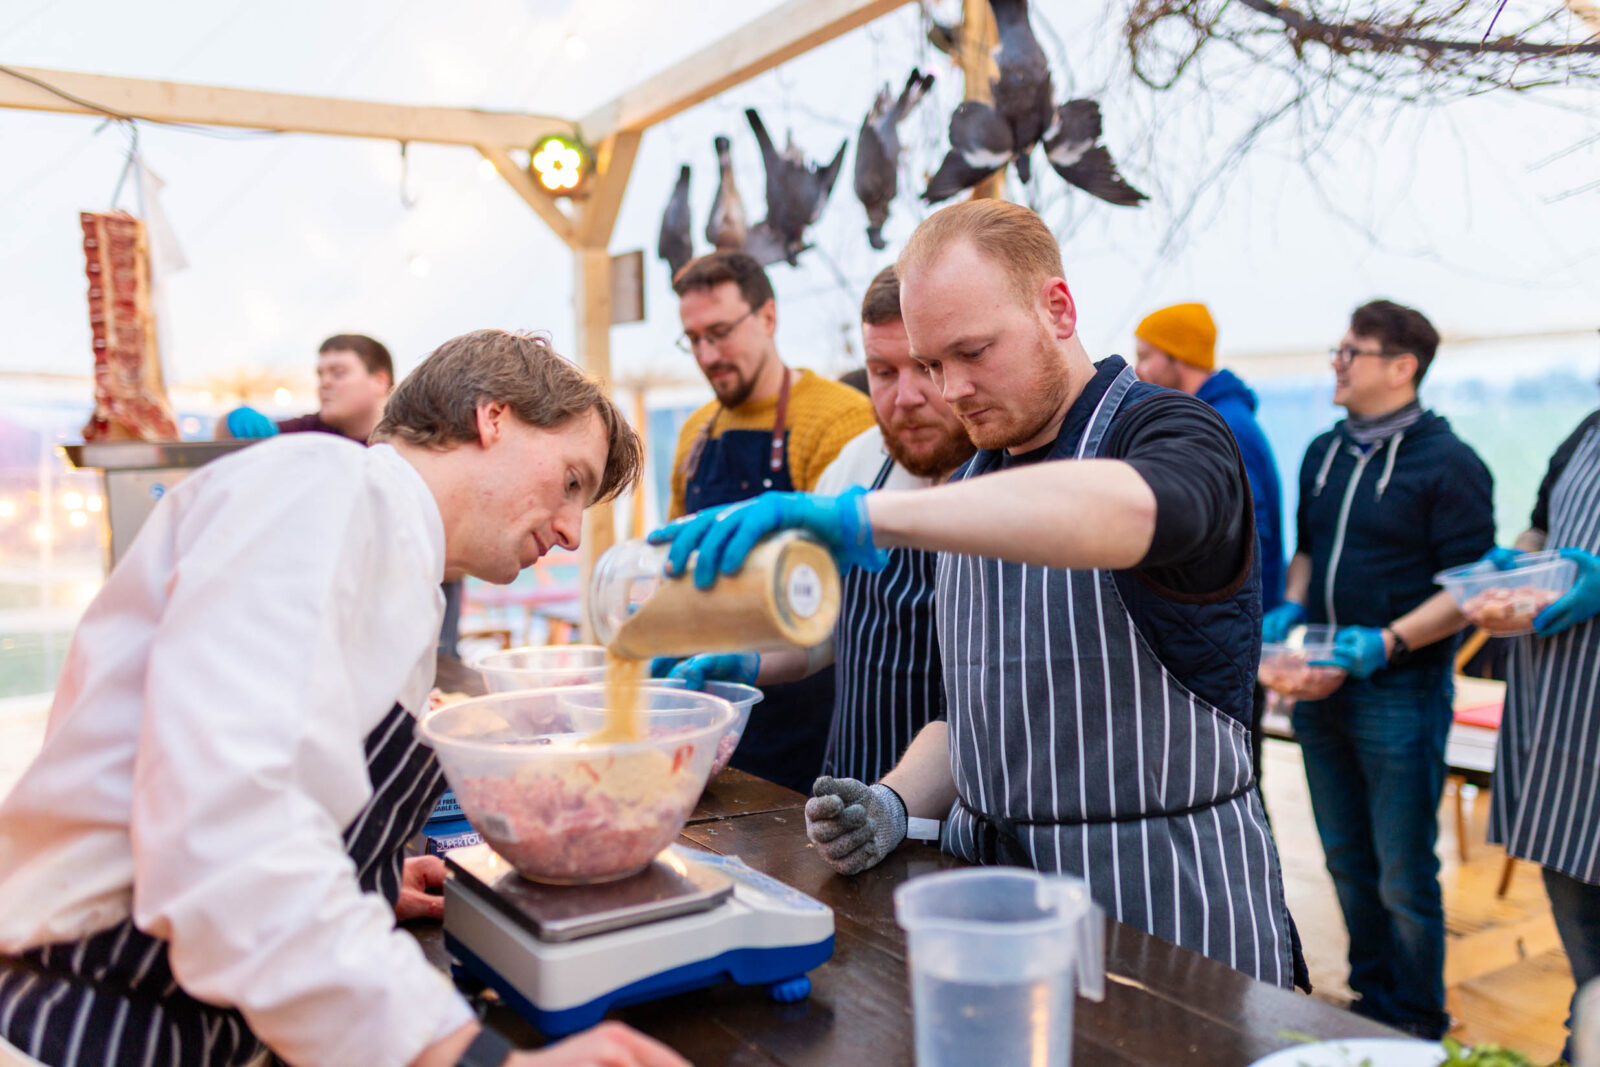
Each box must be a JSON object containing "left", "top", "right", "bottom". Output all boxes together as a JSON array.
[{"left": 79, "top": 211, "right": 179, "bottom": 442}]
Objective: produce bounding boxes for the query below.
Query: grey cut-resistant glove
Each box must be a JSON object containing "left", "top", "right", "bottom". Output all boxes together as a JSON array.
[{"left": 805, "top": 776, "right": 908, "bottom": 875}]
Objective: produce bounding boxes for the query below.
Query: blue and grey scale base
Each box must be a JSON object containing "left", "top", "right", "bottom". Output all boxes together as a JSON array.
[{"left": 442, "top": 845, "right": 834, "bottom": 1037}]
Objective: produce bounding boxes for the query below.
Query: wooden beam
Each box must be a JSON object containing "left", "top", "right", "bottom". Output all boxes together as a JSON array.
[
  {"left": 961, "top": 0, "right": 1006, "bottom": 201},
  {"left": 477, "top": 145, "right": 577, "bottom": 246},
  {"left": 576, "top": 132, "right": 643, "bottom": 248},
  {"left": 0, "top": 65, "right": 572, "bottom": 148},
  {"left": 577, "top": 0, "right": 911, "bottom": 142}
]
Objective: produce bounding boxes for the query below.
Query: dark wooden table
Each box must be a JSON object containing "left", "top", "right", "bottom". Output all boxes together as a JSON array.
[{"left": 419, "top": 657, "right": 1398, "bottom": 1064}]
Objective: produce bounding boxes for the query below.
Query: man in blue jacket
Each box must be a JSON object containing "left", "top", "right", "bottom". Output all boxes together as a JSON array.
[
  {"left": 1265, "top": 299, "right": 1495, "bottom": 1039},
  {"left": 1135, "top": 302, "right": 1285, "bottom": 776}
]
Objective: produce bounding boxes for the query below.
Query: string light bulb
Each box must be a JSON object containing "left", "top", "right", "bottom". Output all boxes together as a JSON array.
[{"left": 530, "top": 135, "right": 589, "bottom": 196}]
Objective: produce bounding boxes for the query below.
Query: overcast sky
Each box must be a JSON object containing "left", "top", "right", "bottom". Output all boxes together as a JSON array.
[{"left": 2, "top": 0, "right": 1597, "bottom": 405}]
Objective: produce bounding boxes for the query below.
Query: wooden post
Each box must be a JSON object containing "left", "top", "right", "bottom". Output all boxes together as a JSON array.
[
  {"left": 630, "top": 386, "right": 650, "bottom": 541},
  {"left": 960, "top": 0, "right": 1005, "bottom": 201},
  {"left": 574, "top": 245, "right": 616, "bottom": 641},
  {"left": 566, "top": 132, "right": 642, "bottom": 641}
]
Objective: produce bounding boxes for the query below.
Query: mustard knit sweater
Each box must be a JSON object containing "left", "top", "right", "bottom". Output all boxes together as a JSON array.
[{"left": 668, "top": 369, "right": 875, "bottom": 518}]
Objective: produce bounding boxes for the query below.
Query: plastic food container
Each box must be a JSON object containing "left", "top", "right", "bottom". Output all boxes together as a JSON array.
[
  {"left": 416, "top": 686, "right": 734, "bottom": 884},
  {"left": 475, "top": 645, "right": 608, "bottom": 693},
  {"left": 568, "top": 680, "right": 764, "bottom": 781},
  {"left": 1435, "top": 551, "right": 1576, "bottom": 636},
  {"left": 1258, "top": 624, "right": 1347, "bottom": 701}
]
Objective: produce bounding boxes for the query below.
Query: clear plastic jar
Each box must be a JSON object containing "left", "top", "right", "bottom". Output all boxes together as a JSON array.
[{"left": 588, "top": 531, "right": 841, "bottom": 660}]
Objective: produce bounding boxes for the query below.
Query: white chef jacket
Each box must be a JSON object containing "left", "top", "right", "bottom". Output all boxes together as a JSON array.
[{"left": 0, "top": 435, "right": 474, "bottom": 1067}]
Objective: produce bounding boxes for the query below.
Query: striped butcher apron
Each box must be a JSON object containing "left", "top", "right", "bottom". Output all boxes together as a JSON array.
[
  {"left": 0, "top": 703, "right": 447, "bottom": 1067},
  {"left": 823, "top": 455, "right": 945, "bottom": 783},
  {"left": 1490, "top": 420, "right": 1600, "bottom": 881},
  {"left": 936, "top": 365, "right": 1293, "bottom": 987}
]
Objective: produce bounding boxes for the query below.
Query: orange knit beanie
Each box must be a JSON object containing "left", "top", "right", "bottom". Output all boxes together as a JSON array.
[{"left": 1135, "top": 303, "right": 1217, "bottom": 371}]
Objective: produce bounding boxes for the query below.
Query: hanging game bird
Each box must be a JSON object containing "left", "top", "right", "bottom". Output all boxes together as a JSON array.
[
  {"left": 923, "top": 0, "right": 1053, "bottom": 201},
  {"left": 657, "top": 165, "right": 693, "bottom": 280},
  {"left": 854, "top": 68, "right": 935, "bottom": 251},
  {"left": 1042, "top": 100, "right": 1147, "bottom": 206},
  {"left": 745, "top": 107, "right": 848, "bottom": 267},
  {"left": 705, "top": 135, "right": 748, "bottom": 254}
]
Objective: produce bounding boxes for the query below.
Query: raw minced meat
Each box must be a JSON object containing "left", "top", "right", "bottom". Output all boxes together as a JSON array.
[
  {"left": 1460, "top": 586, "right": 1560, "bottom": 635},
  {"left": 455, "top": 747, "right": 706, "bottom": 883},
  {"left": 708, "top": 731, "right": 740, "bottom": 779},
  {"left": 1257, "top": 650, "right": 1346, "bottom": 701}
]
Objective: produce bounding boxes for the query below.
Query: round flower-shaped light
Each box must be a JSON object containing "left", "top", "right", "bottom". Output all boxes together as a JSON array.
[{"left": 532, "top": 136, "right": 586, "bottom": 194}]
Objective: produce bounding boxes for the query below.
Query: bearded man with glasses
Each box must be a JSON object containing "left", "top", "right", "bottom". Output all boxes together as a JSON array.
[
  {"left": 1264, "top": 299, "right": 1495, "bottom": 1038},
  {"left": 665, "top": 252, "right": 875, "bottom": 791}
]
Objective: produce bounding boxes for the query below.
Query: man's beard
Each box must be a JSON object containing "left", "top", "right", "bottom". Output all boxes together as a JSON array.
[
  {"left": 883, "top": 418, "right": 976, "bottom": 479},
  {"left": 709, "top": 365, "right": 755, "bottom": 407},
  {"left": 973, "top": 327, "right": 1070, "bottom": 451},
  {"left": 707, "top": 349, "right": 773, "bottom": 409}
]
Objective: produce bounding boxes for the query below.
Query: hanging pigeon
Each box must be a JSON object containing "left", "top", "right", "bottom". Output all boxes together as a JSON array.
[
  {"left": 988, "top": 0, "right": 1053, "bottom": 184},
  {"left": 745, "top": 107, "right": 847, "bottom": 267},
  {"left": 705, "top": 136, "right": 748, "bottom": 254},
  {"left": 854, "top": 68, "right": 935, "bottom": 251},
  {"left": 657, "top": 165, "right": 693, "bottom": 280},
  {"left": 923, "top": 100, "right": 1014, "bottom": 203},
  {"left": 1042, "top": 100, "right": 1147, "bottom": 206},
  {"left": 922, "top": 0, "right": 1055, "bottom": 202}
]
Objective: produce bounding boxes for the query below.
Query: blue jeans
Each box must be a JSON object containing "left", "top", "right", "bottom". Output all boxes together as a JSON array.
[
  {"left": 1292, "top": 664, "right": 1453, "bottom": 1038},
  {"left": 1544, "top": 865, "right": 1600, "bottom": 1063}
]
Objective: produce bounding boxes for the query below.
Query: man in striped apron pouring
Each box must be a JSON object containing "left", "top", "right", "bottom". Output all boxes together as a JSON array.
[
  {"left": 1485, "top": 408, "right": 1600, "bottom": 1062},
  {"left": 650, "top": 200, "right": 1299, "bottom": 988}
]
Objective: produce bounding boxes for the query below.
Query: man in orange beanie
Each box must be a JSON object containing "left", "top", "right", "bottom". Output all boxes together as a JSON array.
[{"left": 1136, "top": 303, "right": 1285, "bottom": 776}]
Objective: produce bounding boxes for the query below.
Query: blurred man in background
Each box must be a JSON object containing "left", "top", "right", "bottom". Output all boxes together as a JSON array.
[
  {"left": 1267, "top": 299, "right": 1494, "bottom": 1038},
  {"left": 219, "top": 333, "right": 393, "bottom": 443}
]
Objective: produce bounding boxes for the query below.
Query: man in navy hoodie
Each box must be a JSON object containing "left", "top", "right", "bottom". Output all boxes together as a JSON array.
[
  {"left": 1135, "top": 303, "right": 1285, "bottom": 775},
  {"left": 1264, "top": 299, "right": 1495, "bottom": 1038}
]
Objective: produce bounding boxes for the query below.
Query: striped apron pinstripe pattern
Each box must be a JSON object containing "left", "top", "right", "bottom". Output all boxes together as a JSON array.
[
  {"left": 823, "top": 456, "right": 945, "bottom": 784},
  {"left": 936, "top": 365, "right": 1293, "bottom": 986},
  {"left": 0, "top": 702, "right": 446, "bottom": 1067},
  {"left": 1490, "top": 422, "right": 1600, "bottom": 882}
]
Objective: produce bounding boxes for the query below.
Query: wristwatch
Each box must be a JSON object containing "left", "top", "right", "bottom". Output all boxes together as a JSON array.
[
  {"left": 1383, "top": 626, "right": 1412, "bottom": 666},
  {"left": 456, "top": 1027, "right": 514, "bottom": 1067}
]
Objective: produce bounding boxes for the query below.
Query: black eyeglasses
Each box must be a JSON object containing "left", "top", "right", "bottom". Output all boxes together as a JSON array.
[
  {"left": 1328, "top": 343, "right": 1400, "bottom": 368},
  {"left": 676, "top": 309, "right": 756, "bottom": 354}
]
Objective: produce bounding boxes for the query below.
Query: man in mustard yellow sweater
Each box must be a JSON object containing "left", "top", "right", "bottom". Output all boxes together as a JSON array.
[{"left": 669, "top": 252, "right": 875, "bottom": 789}]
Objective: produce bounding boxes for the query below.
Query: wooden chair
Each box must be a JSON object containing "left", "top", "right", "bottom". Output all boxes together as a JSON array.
[{"left": 1447, "top": 627, "right": 1522, "bottom": 895}]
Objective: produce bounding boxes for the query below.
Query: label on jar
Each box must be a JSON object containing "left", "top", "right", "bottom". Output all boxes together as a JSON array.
[{"left": 787, "top": 564, "right": 823, "bottom": 619}]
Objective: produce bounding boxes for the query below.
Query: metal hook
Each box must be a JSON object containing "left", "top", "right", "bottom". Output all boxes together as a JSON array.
[{"left": 399, "top": 140, "right": 418, "bottom": 209}]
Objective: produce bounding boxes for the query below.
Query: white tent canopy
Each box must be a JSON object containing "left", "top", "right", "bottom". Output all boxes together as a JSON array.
[{"left": 2, "top": 0, "right": 1596, "bottom": 397}]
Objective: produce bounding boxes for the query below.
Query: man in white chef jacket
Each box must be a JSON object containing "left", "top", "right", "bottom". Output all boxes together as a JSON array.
[{"left": 0, "top": 330, "right": 687, "bottom": 1067}]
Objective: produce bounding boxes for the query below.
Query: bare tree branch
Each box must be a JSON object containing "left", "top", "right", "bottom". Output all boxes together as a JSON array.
[{"left": 1232, "top": 0, "right": 1600, "bottom": 55}]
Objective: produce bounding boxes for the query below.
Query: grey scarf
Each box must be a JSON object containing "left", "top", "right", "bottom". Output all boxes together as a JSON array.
[{"left": 1344, "top": 399, "right": 1422, "bottom": 446}]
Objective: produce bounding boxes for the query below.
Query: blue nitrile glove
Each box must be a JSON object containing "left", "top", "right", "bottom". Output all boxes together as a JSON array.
[
  {"left": 1481, "top": 546, "right": 1524, "bottom": 571},
  {"left": 224, "top": 407, "right": 279, "bottom": 439},
  {"left": 1261, "top": 602, "right": 1306, "bottom": 644},
  {"left": 647, "top": 486, "right": 888, "bottom": 591},
  {"left": 1314, "top": 625, "right": 1389, "bottom": 679},
  {"left": 660, "top": 653, "right": 760, "bottom": 690},
  {"left": 1534, "top": 547, "right": 1600, "bottom": 637}
]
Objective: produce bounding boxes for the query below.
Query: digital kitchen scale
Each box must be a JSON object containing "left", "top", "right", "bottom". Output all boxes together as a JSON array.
[{"left": 442, "top": 842, "right": 835, "bottom": 1036}]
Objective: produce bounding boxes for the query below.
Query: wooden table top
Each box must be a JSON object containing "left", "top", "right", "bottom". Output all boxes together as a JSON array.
[{"left": 418, "top": 656, "right": 1399, "bottom": 1064}]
